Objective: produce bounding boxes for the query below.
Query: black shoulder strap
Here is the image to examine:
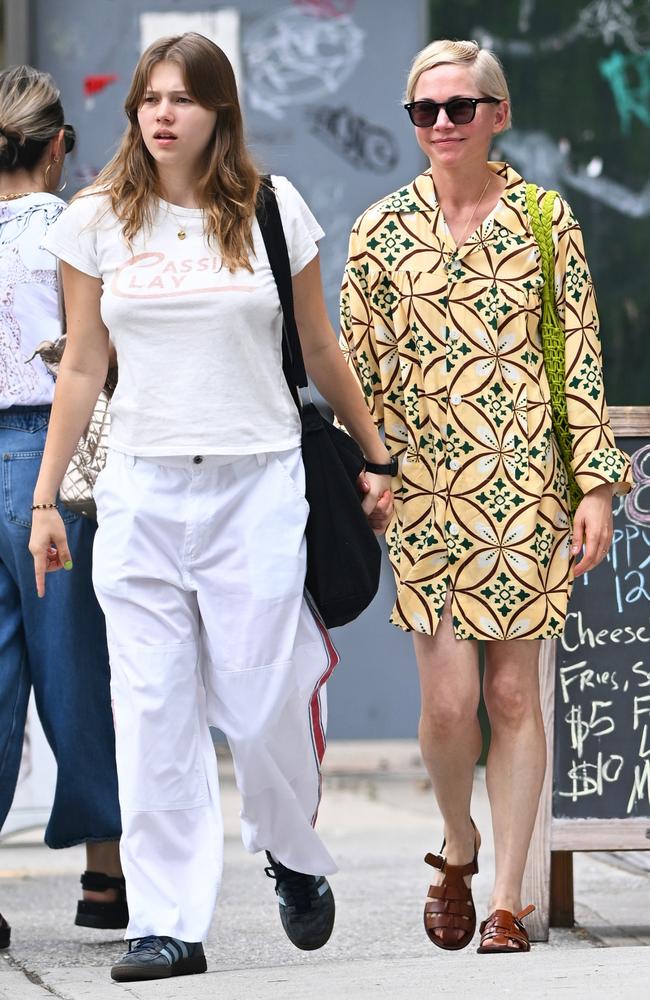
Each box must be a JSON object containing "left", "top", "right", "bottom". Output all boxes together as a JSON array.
[{"left": 255, "top": 176, "right": 307, "bottom": 407}]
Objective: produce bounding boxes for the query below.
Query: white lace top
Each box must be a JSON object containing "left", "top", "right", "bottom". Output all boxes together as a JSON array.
[{"left": 0, "top": 192, "right": 65, "bottom": 409}]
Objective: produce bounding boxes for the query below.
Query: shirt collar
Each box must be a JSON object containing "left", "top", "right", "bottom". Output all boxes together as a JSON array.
[
  {"left": 377, "top": 161, "right": 528, "bottom": 239},
  {"left": 488, "top": 162, "right": 529, "bottom": 236}
]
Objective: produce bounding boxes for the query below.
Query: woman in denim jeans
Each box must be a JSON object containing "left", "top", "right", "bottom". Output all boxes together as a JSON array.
[{"left": 0, "top": 66, "right": 124, "bottom": 948}]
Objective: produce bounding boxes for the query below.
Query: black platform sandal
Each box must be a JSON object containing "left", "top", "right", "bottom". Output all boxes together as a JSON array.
[
  {"left": 0, "top": 913, "right": 10, "bottom": 948},
  {"left": 75, "top": 871, "right": 129, "bottom": 930}
]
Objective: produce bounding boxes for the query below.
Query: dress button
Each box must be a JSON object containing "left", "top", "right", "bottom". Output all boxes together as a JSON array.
[
  {"left": 449, "top": 523, "right": 459, "bottom": 536},
  {"left": 450, "top": 393, "right": 462, "bottom": 406},
  {"left": 448, "top": 459, "right": 460, "bottom": 471},
  {"left": 193, "top": 455, "right": 203, "bottom": 464},
  {"left": 449, "top": 330, "right": 460, "bottom": 342}
]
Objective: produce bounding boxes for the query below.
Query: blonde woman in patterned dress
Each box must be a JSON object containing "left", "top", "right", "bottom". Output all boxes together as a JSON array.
[{"left": 341, "top": 40, "right": 632, "bottom": 954}]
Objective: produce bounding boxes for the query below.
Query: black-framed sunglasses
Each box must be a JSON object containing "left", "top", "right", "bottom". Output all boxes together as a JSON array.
[
  {"left": 404, "top": 96, "right": 499, "bottom": 128},
  {"left": 62, "top": 123, "right": 76, "bottom": 153}
]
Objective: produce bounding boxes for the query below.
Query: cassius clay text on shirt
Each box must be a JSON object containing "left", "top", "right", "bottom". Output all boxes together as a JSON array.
[{"left": 113, "top": 246, "right": 244, "bottom": 297}]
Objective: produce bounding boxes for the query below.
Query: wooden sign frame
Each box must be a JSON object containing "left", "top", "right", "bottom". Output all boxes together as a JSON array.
[{"left": 523, "top": 406, "right": 650, "bottom": 941}]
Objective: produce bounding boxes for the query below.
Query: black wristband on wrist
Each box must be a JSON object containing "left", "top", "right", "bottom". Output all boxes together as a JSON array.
[{"left": 364, "top": 456, "right": 398, "bottom": 476}]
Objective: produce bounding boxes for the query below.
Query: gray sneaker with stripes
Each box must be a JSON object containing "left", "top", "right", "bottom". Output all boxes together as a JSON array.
[{"left": 110, "top": 935, "right": 207, "bottom": 982}]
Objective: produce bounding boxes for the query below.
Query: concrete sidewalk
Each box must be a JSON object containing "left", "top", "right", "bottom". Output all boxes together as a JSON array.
[{"left": 1, "top": 741, "right": 649, "bottom": 999}]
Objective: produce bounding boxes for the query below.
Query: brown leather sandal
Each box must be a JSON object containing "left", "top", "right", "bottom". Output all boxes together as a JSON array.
[
  {"left": 477, "top": 904, "right": 535, "bottom": 953},
  {"left": 423, "top": 821, "right": 480, "bottom": 950}
]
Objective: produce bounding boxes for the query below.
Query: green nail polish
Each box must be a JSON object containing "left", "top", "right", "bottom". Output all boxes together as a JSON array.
[{"left": 63, "top": 560, "right": 73, "bottom": 570}]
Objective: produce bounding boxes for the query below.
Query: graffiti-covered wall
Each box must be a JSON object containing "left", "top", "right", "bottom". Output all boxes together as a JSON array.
[
  {"left": 27, "top": 1, "right": 648, "bottom": 739},
  {"left": 430, "top": 0, "right": 650, "bottom": 407}
]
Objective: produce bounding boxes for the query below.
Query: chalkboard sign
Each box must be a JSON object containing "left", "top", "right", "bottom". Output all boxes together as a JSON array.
[
  {"left": 523, "top": 407, "right": 650, "bottom": 942},
  {"left": 553, "top": 434, "right": 650, "bottom": 820}
]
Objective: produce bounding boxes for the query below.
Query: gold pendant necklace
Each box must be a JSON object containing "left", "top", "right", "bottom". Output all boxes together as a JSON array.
[
  {"left": 0, "top": 191, "right": 38, "bottom": 201},
  {"left": 444, "top": 176, "right": 491, "bottom": 273},
  {"left": 165, "top": 202, "right": 189, "bottom": 241}
]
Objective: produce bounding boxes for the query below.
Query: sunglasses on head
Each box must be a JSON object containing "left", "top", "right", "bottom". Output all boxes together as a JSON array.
[{"left": 404, "top": 96, "right": 499, "bottom": 128}]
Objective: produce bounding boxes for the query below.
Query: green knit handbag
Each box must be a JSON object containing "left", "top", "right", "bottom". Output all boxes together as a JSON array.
[{"left": 525, "top": 182, "right": 583, "bottom": 517}]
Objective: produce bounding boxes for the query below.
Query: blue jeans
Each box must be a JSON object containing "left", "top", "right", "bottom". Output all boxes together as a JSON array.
[{"left": 0, "top": 406, "right": 121, "bottom": 847}]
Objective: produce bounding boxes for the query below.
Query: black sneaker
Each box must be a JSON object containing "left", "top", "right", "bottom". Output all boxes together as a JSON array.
[
  {"left": 110, "top": 936, "right": 207, "bottom": 982},
  {"left": 265, "top": 852, "right": 335, "bottom": 950}
]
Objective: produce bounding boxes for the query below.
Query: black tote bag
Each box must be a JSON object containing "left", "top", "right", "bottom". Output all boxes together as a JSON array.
[{"left": 256, "top": 179, "right": 381, "bottom": 628}]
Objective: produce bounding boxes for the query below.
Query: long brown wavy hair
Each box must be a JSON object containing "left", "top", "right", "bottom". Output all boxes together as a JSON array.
[{"left": 92, "top": 33, "right": 260, "bottom": 272}]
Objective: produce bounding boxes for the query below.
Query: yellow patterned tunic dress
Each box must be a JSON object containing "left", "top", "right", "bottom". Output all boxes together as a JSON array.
[{"left": 340, "top": 162, "right": 632, "bottom": 640}]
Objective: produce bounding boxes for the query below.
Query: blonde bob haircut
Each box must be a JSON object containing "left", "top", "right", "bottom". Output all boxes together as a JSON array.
[
  {"left": 405, "top": 39, "right": 512, "bottom": 130},
  {"left": 91, "top": 32, "right": 260, "bottom": 273}
]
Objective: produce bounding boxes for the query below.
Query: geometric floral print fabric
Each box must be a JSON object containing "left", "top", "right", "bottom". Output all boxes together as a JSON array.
[{"left": 340, "top": 163, "right": 632, "bottom": 641}]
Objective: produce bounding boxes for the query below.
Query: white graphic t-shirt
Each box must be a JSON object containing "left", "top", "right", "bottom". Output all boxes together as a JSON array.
[
  {"left": 0, "top": 193, "right": 65, "bottom": 409},
  {"left": 43, "top": 176, "right": 324, "bottom": 455}
]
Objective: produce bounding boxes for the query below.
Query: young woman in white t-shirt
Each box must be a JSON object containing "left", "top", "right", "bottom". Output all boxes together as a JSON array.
[
  {"left": 30, "top": 33, "right": 393, "bottom": 982},
  {"left": 0, "top": 65, "right": 125, "bottom": 950}
]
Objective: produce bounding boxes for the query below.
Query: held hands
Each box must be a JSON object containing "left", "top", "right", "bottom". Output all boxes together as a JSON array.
[
  {"left": 28, "top": 509, "right": 73, "bottom": 597},
  {"left": 357, "top": 472, "right": 394, "bottom": 535},
  {"left": 571, "top": 483, "right": 615, "bottom": 578}
]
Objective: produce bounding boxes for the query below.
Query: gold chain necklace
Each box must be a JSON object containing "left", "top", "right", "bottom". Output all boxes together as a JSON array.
[
  {"left": 444, "top": 176, "right": 491, "bottom": 273},
  {"left": 165, "top": 202, "right": 191, "bottom": 241},
  {"left": 0, "top": 191, "right": 38, "bottom": 201}
]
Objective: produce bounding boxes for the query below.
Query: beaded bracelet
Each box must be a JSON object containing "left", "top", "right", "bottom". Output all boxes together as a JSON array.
[{"left": 31, "top": 502, "right": 57, "bottom": 511}]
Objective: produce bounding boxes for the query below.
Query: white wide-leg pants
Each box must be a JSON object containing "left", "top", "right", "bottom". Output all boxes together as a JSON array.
[{"left": 92, "top": 447, "right": 338, "bottom": 942}]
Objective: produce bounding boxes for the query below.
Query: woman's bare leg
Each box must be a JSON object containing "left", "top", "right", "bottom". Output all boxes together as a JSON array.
[
  {"left": 483, "top": 639, "right": 546, "bottom": 914},
  {"left": 412, "top": 598, "right": 482, "bottom": 870}
]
